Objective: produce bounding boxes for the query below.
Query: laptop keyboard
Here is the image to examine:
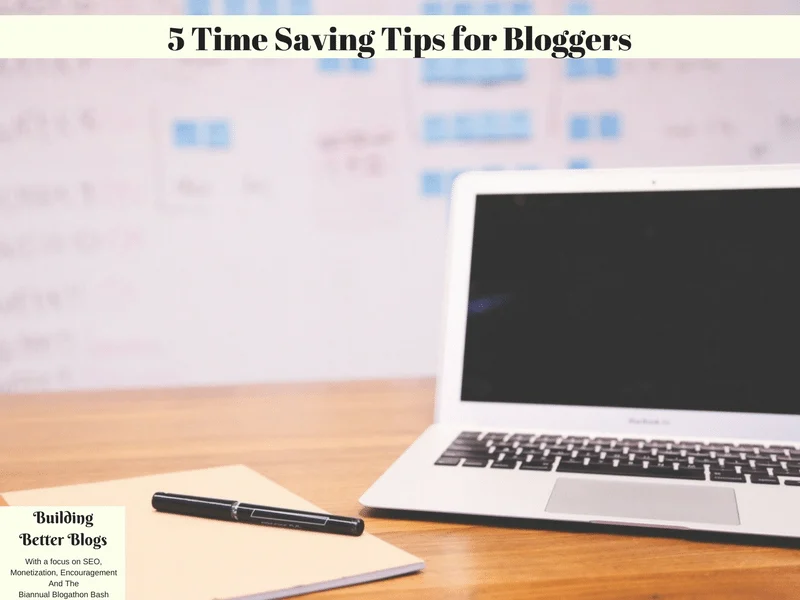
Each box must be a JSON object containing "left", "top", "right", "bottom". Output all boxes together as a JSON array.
[{"left": 435, "top": 431, "right": 800, "bottom": 485}]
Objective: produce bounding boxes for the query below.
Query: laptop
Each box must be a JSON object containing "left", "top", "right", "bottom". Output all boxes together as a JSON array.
[{"left": 360, "top": 165, "right": 800, "bottom": 540}]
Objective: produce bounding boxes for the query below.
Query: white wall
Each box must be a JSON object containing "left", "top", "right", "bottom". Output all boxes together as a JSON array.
[{"left": 1, "top": 0, "right": 799, "bottom": 392}]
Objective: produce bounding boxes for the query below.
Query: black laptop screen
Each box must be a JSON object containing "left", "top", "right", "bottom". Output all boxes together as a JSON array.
[{"left": 461, "top": 189, "right": 800, "bottom": 415}]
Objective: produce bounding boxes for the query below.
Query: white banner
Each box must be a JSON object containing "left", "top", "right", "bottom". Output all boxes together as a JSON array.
[
  {"left": 0, "top": 507, "right": 126, "bottom": 600},
  {"left": 0, "top": 15, "right": 799, "bottom": 59}
]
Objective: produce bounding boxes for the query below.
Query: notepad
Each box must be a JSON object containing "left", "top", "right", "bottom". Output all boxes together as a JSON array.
[{"left": 2, "top": 465, "right": 425, "bottom": 600}]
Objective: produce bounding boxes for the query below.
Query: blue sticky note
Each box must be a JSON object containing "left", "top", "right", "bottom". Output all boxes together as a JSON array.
[
  {"left": 173, "top": 121, "right": 198, "bottom": 147},
  {"left": 501, "top": 59, "right": 522, "bottom": 82},
  {"left": 224, "top": 0, "right": 246, "bottom": 14},
  {"left": 481, "top": 111, "right": 506, "bottom": 140},
  {"left": 599, "top": 113, "right": 621, "bottom": 139},
  {"left": 566, "top": 58, "right": 590, "bottom": 78},
  {"left": 186, "top": 0, "right": 211, "bottom": 14},
  {"left": 468, "top": 59, "right": 486, "bottom": 82},
  {"left": 423, "top": 115, "right": 449, "bottom": 142},
  {"left": 257, "top": 0, "right": 278, "bottom": 13},
  {"left": 568, "top": 158, "right": 591, "bottom": 169},
  {"left": 483, "top": 1, "right": 502, "bottom": 13},
  {"left": 435, "top": 59, "right": 454, "bottom": 82},
  {"left": 422, "top": 59, "right": 445, "bottom": 82},
  {"left": 318, "top": 58, "right": 341, "bottom": 72},
  {"left": 448, "top": 170, "right": 465, "bottom": 191},
  {"left": 482, "top": 59, "right": 505, "bottom": 82},
  {"left": 453, "top": 1, "right": 473, "bottom": 14},
  {"left": 466, "top": 60, "right": 482, "bottom": 82},
  {"left": 505, "top": 58, "right": 526, "bottom": 81},
  {"left": 473, "top": 59, "right": 498, "bottom": 83},
  {"left": 569, "top": 115, "right": 591, "bottom": 140},
  {"left": 511, "top": 1, "right": 533, "bottom": 14},
  {"left": 422, "top": 171, "right": 444, "bottom": 196},
  {"left": 507, "top": 111, "right": 532, "bottom": 139},
  {"left": 289, "top": 0, "right": 312, "bottom": 14},
  {"left": 595, "top": 58, "right": 617, "bottom": 77},
  {"left": 422, "top": 1, "right": 443, "bottom": 13},
  {"left": 454, "top": 114, "right": 479, "bottom": 141},
  {"left": 350, "top": 58, "right": 372, "bottom": 72},
  {"left": 206, "top": 121, "right": 231, "bottom": 149},
  {"left": 567, "top": 0, "right": 590, "bottom": 14},
  {"left": 449, "top": 59, "right": 472, "bottom": 83}
]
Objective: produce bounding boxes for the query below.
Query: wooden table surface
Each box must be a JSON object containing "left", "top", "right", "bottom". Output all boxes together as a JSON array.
[{"left": 2, "top": 379, "right": 800, "bottom": 599}]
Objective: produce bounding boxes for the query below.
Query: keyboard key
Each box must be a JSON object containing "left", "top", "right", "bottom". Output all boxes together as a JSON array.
[
  {"left": 710, "top": 471, "right": 746, "bottom": 483},
  {"left": 520, "top": 462, "right": 553, "bottom": 471},
  {"left": 441, "top": 448, "right": 486, "bottom": 457},
  {"left": 449, "top": 440, "right": 483, "bottom": 448},
  {"left": 649, "top": 440, "right": 674, "bottom": 447},
  {"left": 750, "top": 475, "right": 780, "bottom": 485},
  {"left": 535, "top": 435, "right": 562, "bottom": 443},
  {"left": 741, "top": 465, "right": 768, "bottom": 475},
  {"left": 546, "top": 449, "right": 573, "bottom": 457},
  {"left": 719, "top": 459, "right": 749, "bottom": 468},
  {"left": 563, "top": 436, "right": 588, "bottom": 444},
  {"left": 557, "top": 462, "right": 705, "bottom": 481},
  {"left": 462, "top": 459, "right": 489, "bottom": 467},
  {"left": 734, "top": 443, "right": 764, "bottom": 451},
  {"left": 453, "top": 445, "right": 487, "bottom": 453},
  {"left": 658, "top": 450, "right": 683, "bottom": 458},
  {"left": 784, "top": 479, "right": 800, "bottom": 486},
  {"left": 435, "top": 457, "right": 461, "bottom": 466},
  {"left": 491, "top": 461, "right": 517, "bottom": 469},
  {"left": 700, "top": 444, "right": 728, "bottom": 451}
]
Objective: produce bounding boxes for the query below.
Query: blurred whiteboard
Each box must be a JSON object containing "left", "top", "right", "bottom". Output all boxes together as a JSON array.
[{"left": 1, "top": 0, "right": 800, "bottom": 393}]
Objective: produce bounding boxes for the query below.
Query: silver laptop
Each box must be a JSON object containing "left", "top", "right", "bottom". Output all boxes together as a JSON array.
[{"left": 361, "top": 165, "right": 800, "bottom": 539}]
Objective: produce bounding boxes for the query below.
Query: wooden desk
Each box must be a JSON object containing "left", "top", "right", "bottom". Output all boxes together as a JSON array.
[{"left": 2, "top": 379, "right": 799, "bottom": 599}]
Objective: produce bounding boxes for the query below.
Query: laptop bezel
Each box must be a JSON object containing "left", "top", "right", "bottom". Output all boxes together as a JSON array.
[{"left": 433, "top": 165, "right": 800, "bottom": 442}]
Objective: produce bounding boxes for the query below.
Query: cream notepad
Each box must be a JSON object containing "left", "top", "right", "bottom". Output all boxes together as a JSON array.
[{"left": 2, "top": 465, "right": 424, "bottom": 600}]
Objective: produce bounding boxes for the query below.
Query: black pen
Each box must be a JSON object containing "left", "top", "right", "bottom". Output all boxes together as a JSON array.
[{"left": 151, "top": 492, "right": 365, "bottom": 536}]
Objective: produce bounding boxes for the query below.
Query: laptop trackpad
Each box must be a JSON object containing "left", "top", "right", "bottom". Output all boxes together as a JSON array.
[{"left": 545, "top": 478, "right": 740, "bottom": 526}]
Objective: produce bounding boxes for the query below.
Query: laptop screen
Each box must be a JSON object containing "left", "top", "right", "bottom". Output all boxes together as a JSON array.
[{"left": 461, "top": 189, "right": 800, "bottom": 416}]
